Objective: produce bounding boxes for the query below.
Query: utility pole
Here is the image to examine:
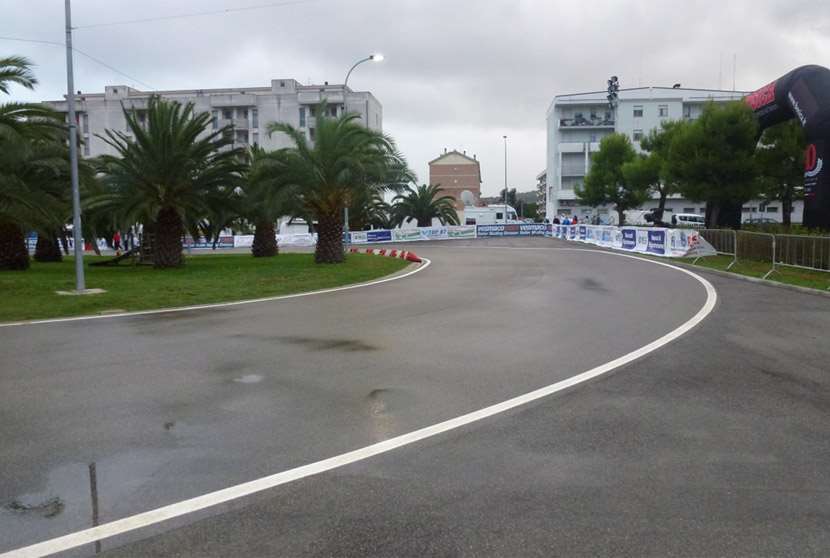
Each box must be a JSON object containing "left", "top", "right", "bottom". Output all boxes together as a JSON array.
[{"left": 65, "top": 0, "right": 86, "bottom": 291}]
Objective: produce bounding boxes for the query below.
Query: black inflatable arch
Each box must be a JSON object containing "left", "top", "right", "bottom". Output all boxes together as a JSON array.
[{"left": 745, "top": 65, "right": 830, "bottom": 229}]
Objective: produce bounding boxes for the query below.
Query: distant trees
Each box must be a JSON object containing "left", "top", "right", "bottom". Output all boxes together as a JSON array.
[
  {"left": 668, "top": 101, "right": 760, "bottom": 228},
  {"left": 755, "top": 119, "right": 806, "bottom": 226},
  {"left": 578, "top": 133, "right": 648, "bottom": 225},
  {"left": 623, "top": 120, "right": 686, "bottom": 223}
]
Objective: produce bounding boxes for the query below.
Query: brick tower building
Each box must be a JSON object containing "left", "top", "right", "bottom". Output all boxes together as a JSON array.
[{"left": 428, "top": 149, "right": 482, "bottom": 211}]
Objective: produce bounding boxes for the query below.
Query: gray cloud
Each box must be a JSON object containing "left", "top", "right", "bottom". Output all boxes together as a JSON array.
[{"left": 3, "top": 0, "right": 829, "bottom": 194}]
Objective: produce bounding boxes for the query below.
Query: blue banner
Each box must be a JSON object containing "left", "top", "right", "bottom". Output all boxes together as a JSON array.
[
  {"left": 647, "top": 230, "right": 666, "bottom": 255},
  {"left": 621, "top": 228, "right": 636, "bottom": 250},
  {"left": 367, "top": 229, "right": 392, "bottom": 243}
]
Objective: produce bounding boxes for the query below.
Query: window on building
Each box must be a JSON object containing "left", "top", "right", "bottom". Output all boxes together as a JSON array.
[
  {"left": 496, "top": 212, "right": 503, "bottom": 220},
  {"left": 81, "top": 113, "right": 89, "bottom": 134},
  {"left": 251, "top": 108, "right": 258, "bottom": 128},
  {"left": 699, "top": 208, "right": 706, "bottom": 214},
  {"left": 251, "top": 132, "right": 259, "bottom": 146},
  {"left": 328, "top": 105, "right": 337, "bottom": 117},
  {"left": 137, "top": 112, "right": 146, "bottom": 127},
  {"left": 280, "top": 81, "right": 285, "bottom": 87},
  {"left": 237, "top": 108, "right": 248, "bottom": 120},
  {"left": 222, "top": 109, "right": 233, "bottom": 120},
  {"left": 633, "top": 105, "right": 643, "bottom": 117},
  {"left": 466, "top": 218, "right": 476, "bottom": 225},
  {"left": 309, "top": 127, "right": 315, "bottom": 141},
  {"left": 766, "top": 206, "right": 778, "bottom": 213},
  {"left": 235, "top": 130, "right": 248, "bottom": 144},
  {"left": 590, "top": 134, "right": 597, "bottom": 142},
  {"left": 683, "top": 105, "right": 692, "bottom": 119},
  {"left": 658, "top": 104, "right": 669, "bottom": 117},
  {"left": 633, "top": 129, "right": 644, "bottom": 142},
  {"left": 741, "top": 207, "right": 751, "bottom": 213},
  {"left": 299, "top": 107, "right": 306, "bottom": 127},
  {"left": 683, "top": 207, "right": 696, "bottom": 213},
  {"left": 211, "top": 110, "right": 218, "bottom": 130}
]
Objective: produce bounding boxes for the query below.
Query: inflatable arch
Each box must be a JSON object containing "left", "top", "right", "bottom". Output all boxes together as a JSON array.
[{"left": 745, "top": 65, "right": 830, "bottom": 229}]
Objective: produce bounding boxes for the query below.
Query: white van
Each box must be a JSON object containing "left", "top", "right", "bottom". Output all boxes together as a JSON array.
[
  {"left": 671, "top": 213, "right": 705, "bottom": 228},
  {"left": 463, "top": 205, "right": 521, "bottom": 225}
]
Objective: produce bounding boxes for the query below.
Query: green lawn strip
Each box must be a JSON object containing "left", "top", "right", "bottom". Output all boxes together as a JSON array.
[
  {"left": 680, "top": 254, "right": 830, "bottom": 291},
  {"left": 0, "top": 253, "right": 409, "bottom": 322}
]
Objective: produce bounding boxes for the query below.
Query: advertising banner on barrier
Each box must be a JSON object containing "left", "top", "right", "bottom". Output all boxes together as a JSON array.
[
  {"left": 349, "top": 231, "right": 368, "bottom": 244},
  {"left": 621, "top": 228, "right": 636, "bottom": 250},
  {"left": 185, "top": 236, "right": 234, "bottom": 249},
  {"left": 554, "top": 224, "right": 715, "bottom": 258},
  {"left": 277, "top": 233, "right": 317, "bottom": 246},
  {"left": 477, "top": 224, "right": 550, "bottom": 237},
  {"left": 367, "top": 230, "right": 392, "bottom": 243},
  {"left": 646, "top": 230, "right": 666, "bottom": 255},
  {"left": 393, "top": 228, "right": 427, "bottom": 242},
  {"left": 448, "top": 225, "right": 477, "bottom": 239}
]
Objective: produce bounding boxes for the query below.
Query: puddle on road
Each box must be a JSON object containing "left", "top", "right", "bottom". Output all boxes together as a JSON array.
[
  {"left": 233, "top": 374, "right": 264, "bottom": 384},
  {"left": 578, "top": 277, "right": 610, "bottom": 293},
  {"left": 273, "top": 336, "right": 378, "bottom": 352},
  {"left": 6, "top": 496, "right": 64, "bottom": 518},
  {"left": 365, "top": 388, "right": 415, "bottom": 442}
]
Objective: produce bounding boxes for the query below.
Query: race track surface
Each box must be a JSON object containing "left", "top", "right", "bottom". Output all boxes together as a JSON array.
[{"left": 1, "top": 237, "right": 829, "bottom": 557}]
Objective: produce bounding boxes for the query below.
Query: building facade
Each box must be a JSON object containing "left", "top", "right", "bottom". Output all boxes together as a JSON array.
[
  {"left": 545, "top": 85, "right": 804, "bottom": 224},
  {"left": 44, "top": 79, "right": 382, "bottom": 158},
  {"left": 428, "top": 149, "right": 482, "bottom": 211}
]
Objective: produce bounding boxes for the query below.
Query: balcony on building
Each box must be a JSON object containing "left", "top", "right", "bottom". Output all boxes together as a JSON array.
[
  {"left": 558, "top": 104, "right": 614, "bottom": 129},
  {"left": 558, "top": 115, "right": 615, "bottom": 129}
]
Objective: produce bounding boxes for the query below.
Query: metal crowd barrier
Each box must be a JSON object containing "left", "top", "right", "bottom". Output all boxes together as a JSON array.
[
  {"left": 698, "top": 228, "right": 830, "bottom": 278},
  {"left": 696, "top": 229, "right": 737, "bottom": 269}
]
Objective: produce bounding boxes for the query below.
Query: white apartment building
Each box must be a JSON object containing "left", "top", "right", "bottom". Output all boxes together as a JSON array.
[
  {"left": 545, "top": 85, "right": 804, "bottom": 224},
  {"left": 44, "top": 79, "right": 382, "bottom": 158}
]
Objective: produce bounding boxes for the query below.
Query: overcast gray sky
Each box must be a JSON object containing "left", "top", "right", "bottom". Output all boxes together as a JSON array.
[{"left": 3, "top": 0, "right": 829, "bottom": 195}]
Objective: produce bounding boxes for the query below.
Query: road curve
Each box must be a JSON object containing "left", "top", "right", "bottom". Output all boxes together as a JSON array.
[{"left": 2, "top": 238, "right": 713, "bottom": 555}]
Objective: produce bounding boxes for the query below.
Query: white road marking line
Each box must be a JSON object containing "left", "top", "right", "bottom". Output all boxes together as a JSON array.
[
  {"left": 1, "top": 249, "right": 717, "bottom": 558},
  {"left": 0, "top": 258, "right": 431, "bottom": 328}
]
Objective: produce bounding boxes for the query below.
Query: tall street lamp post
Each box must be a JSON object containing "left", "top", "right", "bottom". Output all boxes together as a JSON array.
[
  {"left": 503, "top": 135, "right": 508, "bottom": 228},
  {"left": 342, "top": 54, "right": 384, "bottom": 247},
  {"left": 65, "top": 0, "right": 86, "bottom": 291}
]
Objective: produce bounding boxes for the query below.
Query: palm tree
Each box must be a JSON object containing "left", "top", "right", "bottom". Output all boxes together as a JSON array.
[
  {"left": 393, "top": 184, "right": 460, "bottom": 227},
  {"left": 266, "top": 104, "right": 412, "bottom": 263},
  {"left": 0, "top": 56, "right": 66, "bottom": 270},
  {"left": 348, "top": 185, "right": 395, "bottom": 231},
  {"left": 94, "top": 97, "right": 245, "bottom": 268},
  {"left": 243, "top": 146, "right": 294, "bottom": 257},
  {"left": 0, "top": 137, "right": 70, "bottom": 269}
]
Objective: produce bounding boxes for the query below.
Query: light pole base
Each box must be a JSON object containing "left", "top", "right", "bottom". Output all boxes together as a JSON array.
[{"left": 55, "top": 288, "right": 107, "bottom": 296}]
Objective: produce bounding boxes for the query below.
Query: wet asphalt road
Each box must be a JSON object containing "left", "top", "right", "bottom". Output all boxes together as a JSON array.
[{"left": 2, "top": 237, "right": 829, "bottom": 557}]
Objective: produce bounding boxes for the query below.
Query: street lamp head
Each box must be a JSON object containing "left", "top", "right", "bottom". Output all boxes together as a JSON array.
[{"left": 370, "top": 54, "right": 384, "bottom": 62}]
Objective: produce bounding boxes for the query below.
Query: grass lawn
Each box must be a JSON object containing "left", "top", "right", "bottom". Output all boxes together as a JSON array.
[
  {"left": 0, "top": 253, "right": 410, "bottom": 323},
  {"left": 683, "top": 255, "right": 830, "bottom": 291}
]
